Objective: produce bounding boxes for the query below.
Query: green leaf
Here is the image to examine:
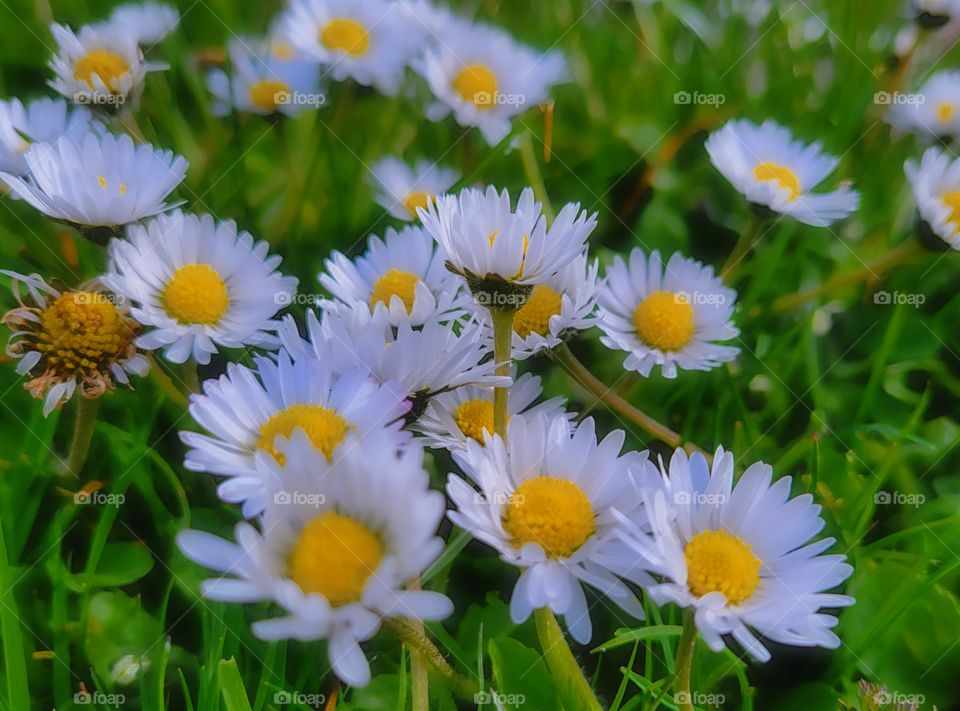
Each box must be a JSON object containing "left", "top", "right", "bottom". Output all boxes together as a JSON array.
[{"left": 488, "top": 638, "right": 561, "bottom": 711}]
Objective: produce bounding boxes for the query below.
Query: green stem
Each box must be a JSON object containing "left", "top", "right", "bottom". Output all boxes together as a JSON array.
[
  {"left": 519, "top": 132, "right": 554, "bottom": 221},
  {"left": 720, "top": 214, "right": 765, "bottom": 280},
  {"left": 63, "top": 397, "right": 99, "bottom": 477},
  {"left": 0, "top": 523, "right": 29, "bottom": 710},
  {"left": 674, "top": 614, "right": 697, "bottom": 711},
  {"left": 533, "top": 608, "right": 603, "bottom": 711},
  {"left": 408, "top": 579, "right": 429, "bottom": 711},
  {"left": 384, "top": 617, "right": 477, "bottom": 699},
  {"left": 490, "top": 307, "right": 516, "bottom": 439}
]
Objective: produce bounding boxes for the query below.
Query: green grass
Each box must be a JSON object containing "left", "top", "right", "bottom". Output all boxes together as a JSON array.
[{"left": 1, "top": 0, "right": 959, "bottom": 709}]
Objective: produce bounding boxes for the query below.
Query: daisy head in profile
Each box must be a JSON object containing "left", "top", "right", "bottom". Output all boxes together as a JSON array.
[
  {"left": 0, "top": 97, "right": 96, "bottom": 176},
  {"left": 886, "top": 70, "right": 960, "bottom": 141},
  {"left": 1, "top": 271, "right": 148, "bottom": 416},
  {"left": 706, "top": 119, "right": 860, "bottom": 227},
  {"left": 0, "top": 133, "right": 187, "bottom": 239},
  {"left": 103, "top": 210, "right": 298, "bottom": 364},
  {"left": 905, "top": 146, "right": 960, "bottom": 250},
  {"left": 446, "top": 413, "right": 652, "bottom": 643},
  {"left": 617, "top": 447, "right": 855, "bottom": 662},
  {"left": 48, "top": 22, "right": 162, "bottom": 107},
  {"left": 413, "top": 20, "right": 569, "bottom": 145},
  {"left": 207, "top": 37, "right": 321, "bottom": 117},
  {"left": 280, "top": 0, "right": 424, "bottom": 96},
  {"left": 368, "top": 156, "right": 459, "bottom": 221},
  {"left": 319, "top": 224, "right": 466, "bottom": 326},
  {"left": 181, "top": 349, "right": 410, "bottom": 518},
  {"left": 177, "top": 437, "right": 452, "bottom": 687},
  {"left": 414, "top": 371, "right": 568, "bottom": 452},
  {"left": 597, "top": 249, "right": 740, "bottom": 379}
]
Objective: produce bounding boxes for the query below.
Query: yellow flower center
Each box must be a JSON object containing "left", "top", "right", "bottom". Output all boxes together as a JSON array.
[
  {"left": 684, "top": 529, "right": 761, "bottom": 605},
  {"left": 319, "top": 18, "right": 370, "bottom": 56},
  {"left": 753, "top": 161, "right": 801, "bottom": 201},
  {"left": 632, "top": 290, "right": 695, "bottom": 352},
  {"left": 74, "top": 49, "right": 129, "bottom": 92},
  {"left": 37, "top": 292, "right": 133, "bottom": 372},
  {"left": 513, "top": 285, "right": 562, "bottom": 338},
  {"left": 937, "top": 102, "right": 955, "bottom": 123},
  {"left": 271, "top": 40, "right": 296, "bottom": 60},
  {"left": 502, "top": 476, "right": 595, "bottom": 558},
  {"left": 161, "top": 264, "right": 230, "bottom": 325},
  {"left": 288, "top": 511, "right": 383, "bottom": 606},
  {"left": 452, "top": 64, "right": 498, "bottom": 109},
  {"left": 941, "top": 190, "right": 960, "bottom": 233},
  {"left": 248, "top": 79, "right": 291, "bottom": 112},
  {"left": 403, "top": 191, "right": 432, "bottom": 218},
  {"left": 453, "top": 398, "right": 496, "bottom": 443},
  {"left": 370, "top": 268, "right": 419, "bottom": 314},
  {"left": 257, "top": 404, "right": 351, "bottom": 464}
]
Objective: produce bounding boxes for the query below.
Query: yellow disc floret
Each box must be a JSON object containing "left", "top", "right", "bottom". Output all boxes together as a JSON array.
[
  {"left": 502, "top": 476, "right": 595, "bottom": 558},
  {"left": 37, "top": 292, "right": 133, "bottom": 373},
  {"left": 370, "top": 268, "right": 419, "bottom": 314},
  {"left": 513, "top": 285, "right": 562, "bottom": 338},
  {"left": 288, "top": 511, "right": 384, "bottom": 606},
  {"left": 753, "top": 162, "right": 801, "bottom": 201},
  {"left": 249, "top": 79, "right": 291, "bottom": 112},
  {"left": 74, "top": 50, "right": 129, "bottom": 92},
  {"left": 684, "top": 529, "right": 761, "bottom": 605},
  {"left": 452, "top": 64, "right": 498, "bottom": 109},
  {"left": 937, "top": 102, "right": 955, "bottom": 123},
  {"left": 320, "top": 18, "right": 370, "bottom": 56},
  {"left": 257, "top": 404, "right": 351, "bottom": 464},
  {"left": 632, "top": 290, "right": 695, "bottom": 352},
  {"left": 161, "top": 264, "right": 230, "bottom": 325},
  {"left": 403, "top": 192, "right": 432, "bottom": 218},
  {"left": 453, "top": 398, "right": 497, "bottom": 443},
  {"left": 941, "top": 190, "right": 960, "bottom": 233}
]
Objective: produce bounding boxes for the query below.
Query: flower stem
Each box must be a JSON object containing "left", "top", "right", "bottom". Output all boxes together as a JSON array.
[
  {"left": 721, "top": 214, "right": 766, "bottom": 280},
  {"left": 490, "top": 307, "right": 516, "bottom": 439},
  {"left": 384, "top": 617, "right": 477, "bottom": 699},
  {"left": 63, "top": 397, "right": 99, "bottom": 477},
  {"left": 674, "top": 613, "right": 697, "bottom": 711},
  {"left": 553, "top": 343, "right": 706, "bottom": 457},
  {"left": 408, "top": 579, "right": 429, "bottom": 711},
  {"left": 533, "top": 608, "right": 603, "bottom": 711}
]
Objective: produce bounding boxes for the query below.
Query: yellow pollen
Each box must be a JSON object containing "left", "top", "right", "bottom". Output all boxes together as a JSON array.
[
  {"left": 38, "top": 292, "right": 132, "bottom": 373},
  {"left": 633, "top": 290, "right": 695, "bottom": 352},
  {"left": 942, "top": 191, "right": 960, "bottom": 233},
  {"left": 320, "top": 18, "right": 370, "bottom": 56},
  {"left": 937, "top": 102, "right": 955, "bottom": 123},
  {"left": 161, "top": 264, "right": 230, "bottom": 325},
  {"left": 271, "top": 41, "right": 295, "bottom": 60},
  {"left": 753, "top": 161, "right": 801, "bottom": 201},
  {"left": 288, "top": 511, "right": 383, "bottom": 606},
  {"left": 453, "top": 398, "right": 497, "bottom": 443},
  {"left": 403, "top": 192, "right": 432, "bottom": 218},
  {"left": 257, "top": 404, "right": 351, "bottom": 464},
  {"left": 370, "top": 268, "right": 419, "bottom": 314},
  {"left": 452, "top": 64, "right": 498, "bottom": 109},
  {"left": 487, "top": 230, "right": 500, "bottom": 248},
  {"left": 248, "top": 79, "right": 291, "bottom": 112},
  {"left": 502, "top": 476, "right": 595, "bottom": 558},
  {"left": 119, "top": 183, "right": 127, "bottom": 196},
  {"left": 99, "top": 176, "right": 107, "bottom": 189},
  {"left": 514, "top": 284, "right": 562, "bottom": 338},
  {"left": 684, "top": 530, "right": 761, "bottom": 605},
  {"left": 74, "top": 49, "right": 129, "bottom": 92}
]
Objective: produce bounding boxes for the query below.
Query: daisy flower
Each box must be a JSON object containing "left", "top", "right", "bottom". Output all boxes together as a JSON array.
[
  {"left": 207, "top": 37, "right": 322, "bottom": 117},
  {"left": 177, "top": 434, "right": 452, "bottom": 688},
  {"left": 1, "top": 271, "right": 148, "bottom": 416},
  {"left": 0, "top": 133, "right": 187, "bottom": 234},
  {"left": 48, "top": 22, "right": 162, "bottom": 106},
  {"left": 617, "top": 447, "right": 855, "bottom": 661},
  {"left": 413, "top": 20, "right": 569, "bottom": 144},
  {"left": 446, "top": 414, "right": 651, "bottom": 643},
  {"left": 107, "top": 2, "right": 180, "bottom": 46},
  {"left": 0, "top": 97, "right": 96, "bottom": 176},
  {"left": 368, "top": 157, "right": 459, "bottom": 221},
  {"left": 905, "top": 146, "right": 960, "bottom": 249},
  {"left": 705, "top": 119, "right": 860, "bottom": 227},
  {"left": 886, "top": 70, "right": 960, "bottom": 140},
  {"left": 414, "top": 371, "right": 568, "bottom": 452},
  {"left": 318, "top": 224, "right": 465, "bottom": 326},
  {"left": 420, "top": 186, "right": 597, "bottom": 295},
  {"left": 280, "top": 0, "right": 425, "bottom": 96},
  {"left": 181, "top": 350, "right": 410, "bottom": 517},
  {"left": 597, "top": 249, "right": 740, "bottom": 379},
  {"left": 103, "top": 210, "right": 298, "bottom": 364}
]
